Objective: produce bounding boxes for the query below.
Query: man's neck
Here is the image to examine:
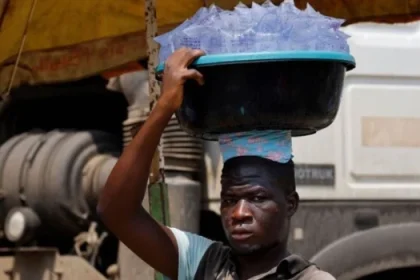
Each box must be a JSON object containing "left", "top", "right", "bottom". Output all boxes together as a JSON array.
[{"left": 233, "top": 243, "right": 289, "bottom": 280}]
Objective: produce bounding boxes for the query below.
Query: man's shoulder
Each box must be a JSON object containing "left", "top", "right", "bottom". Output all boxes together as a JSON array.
[
  {"left": 168, "top": 227, "right": 217, "bottom": 280},
  {"left": 301, "top": 265, "right": 336, "bottom": 280}
]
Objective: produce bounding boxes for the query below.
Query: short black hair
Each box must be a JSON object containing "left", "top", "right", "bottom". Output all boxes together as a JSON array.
[{"left": 221, "top": 156, "right": 296, "bottom": 195}]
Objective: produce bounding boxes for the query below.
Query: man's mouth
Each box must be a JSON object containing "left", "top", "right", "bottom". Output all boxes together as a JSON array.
[{"left": 230, "top": 229, "right": 253, "bottom": 241}]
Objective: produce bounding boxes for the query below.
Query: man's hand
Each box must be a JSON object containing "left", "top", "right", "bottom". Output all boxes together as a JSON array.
[{"left": 158, "top": 47, "right": 205, "bottom": 113}]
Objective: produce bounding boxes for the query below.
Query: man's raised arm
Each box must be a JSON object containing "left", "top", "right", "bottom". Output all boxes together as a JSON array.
[{"left": 97, "top": 48, "right": 205, "bottom": 279}]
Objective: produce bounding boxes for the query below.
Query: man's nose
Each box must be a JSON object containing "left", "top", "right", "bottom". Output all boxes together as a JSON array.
[{"left": 231, "top": 200, "right": 253, "bottom": 224}]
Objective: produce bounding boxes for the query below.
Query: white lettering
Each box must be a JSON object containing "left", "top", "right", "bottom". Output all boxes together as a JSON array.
[{"left": 295, "top": 166, "right": 334, "bottom": 181}]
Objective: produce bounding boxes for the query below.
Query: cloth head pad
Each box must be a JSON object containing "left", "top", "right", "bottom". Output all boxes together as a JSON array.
[{"left": 218, "top": 130, "right": 293, "bottom": 163}]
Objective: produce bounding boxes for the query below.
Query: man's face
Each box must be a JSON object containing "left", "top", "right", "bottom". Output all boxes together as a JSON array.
[{"left": 220, "top": 158, "right": 297, "bottom": 255}]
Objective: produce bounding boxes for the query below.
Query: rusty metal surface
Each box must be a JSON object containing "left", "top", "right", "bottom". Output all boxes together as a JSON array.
[
  {"left": 0, "top": 248, "right": 106, "bottom": 280},
  {"left": 145, "top": 0, "right": 164, "bottom": 185}
]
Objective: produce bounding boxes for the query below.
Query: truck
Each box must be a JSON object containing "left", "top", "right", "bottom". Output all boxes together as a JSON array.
[
  {"left": 202, "top": 19, "right": 420, "bottom": 280},
  {"left": 0, "top": 5, "right": 419, "bottom": 280}
]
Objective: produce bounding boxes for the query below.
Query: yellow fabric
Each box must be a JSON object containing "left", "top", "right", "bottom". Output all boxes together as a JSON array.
[
  {"left": 0, "top": 0, "right": 419, "bottom": 94},
  {"left": 0, "top": 0, "right": 203, "bottom": 64}
]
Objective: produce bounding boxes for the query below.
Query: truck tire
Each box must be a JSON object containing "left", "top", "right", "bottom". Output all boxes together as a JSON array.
[{"left": 310, "top": 223, "right": 420, "bottom": 280}]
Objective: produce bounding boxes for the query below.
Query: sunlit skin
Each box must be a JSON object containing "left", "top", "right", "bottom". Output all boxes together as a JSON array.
[{"left": 221, "top": 184, "right": 288, "bottom": 254}]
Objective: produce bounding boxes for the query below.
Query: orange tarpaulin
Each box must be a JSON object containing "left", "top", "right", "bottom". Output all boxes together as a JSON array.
[{"left": 0, "top": 0, "right": 419, "bottom": 95}]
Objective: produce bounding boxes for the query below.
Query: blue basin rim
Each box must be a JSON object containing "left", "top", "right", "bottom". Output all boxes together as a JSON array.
[{"left": 155, "top": 51, "right": 356, "bottom": 73}]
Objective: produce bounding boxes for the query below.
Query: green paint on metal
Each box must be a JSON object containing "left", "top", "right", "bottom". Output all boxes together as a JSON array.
[
  {"left": 149, "top": 181, "right": 170, "bottom": 225},
  {"left": 149, "top": 181, "right": 171, "bottom": 280}
]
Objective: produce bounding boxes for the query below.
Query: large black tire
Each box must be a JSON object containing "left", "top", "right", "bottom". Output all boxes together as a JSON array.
[{"left": 310, "top": 223, "right": 420, "bottom": 280}]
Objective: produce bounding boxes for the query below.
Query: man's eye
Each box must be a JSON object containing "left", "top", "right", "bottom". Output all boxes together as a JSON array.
[
  {"left": 223, "top": 198, "right": 236, "bottom": 205},
  {"left": 252, "top": 196, "right": 265, "bottom": 202}
]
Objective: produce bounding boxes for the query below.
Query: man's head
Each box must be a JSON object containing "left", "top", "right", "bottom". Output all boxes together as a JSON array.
[{"left": 220, "top": 156, "right": 299, "bottom": 255}]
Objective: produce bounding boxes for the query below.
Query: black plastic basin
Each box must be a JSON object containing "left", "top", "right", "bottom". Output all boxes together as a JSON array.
[{"left": 156, "top": 51, "right": 355, "bottom": 140}]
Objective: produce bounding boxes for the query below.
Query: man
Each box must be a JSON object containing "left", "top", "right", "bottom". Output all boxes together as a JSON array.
[{"left": 97, "top": 48, "right": 335, "bottom": 280}]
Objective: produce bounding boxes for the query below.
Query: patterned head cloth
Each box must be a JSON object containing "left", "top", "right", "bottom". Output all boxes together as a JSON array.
[{"left": 218, "top": 130, "right": 293, "bottom": 163}]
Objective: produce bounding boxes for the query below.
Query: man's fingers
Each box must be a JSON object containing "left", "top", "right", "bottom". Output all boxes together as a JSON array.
[
  {"left": 165, "top": 48, "right": 205, "bottom": 72},
  {"left": 185, "top": 49, "right": 206, "bottom": 65},
  {"left": 164, "top": 48, "right": 205, "bottom": 85},
  {"left": 191, "top": 49, "right": 206, "bottom": 58},
  {"left": 184, "top": 69, "right": 204, "bottom": 86}
]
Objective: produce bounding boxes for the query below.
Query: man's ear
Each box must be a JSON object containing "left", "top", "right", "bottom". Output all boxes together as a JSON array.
[{"left": 286, "top": 191, "right": 299, "bottom": 218}]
